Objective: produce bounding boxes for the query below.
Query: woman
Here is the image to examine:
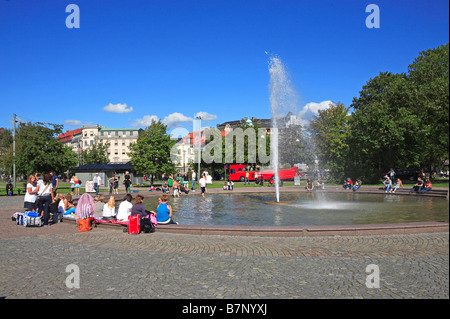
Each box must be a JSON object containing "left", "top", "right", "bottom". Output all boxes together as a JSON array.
[
  {"left": 391, "top": 178, "right": 403, "bottom": 193},
  {"left": 155, "top": 195, "right": 177, "bottom": 224},
  {"left": 61, "top": 194, "right": 76, "bottom": 215},
  {"left": 69, "top": 175, "right": 76, "bottom": 195},
  {"left": 73, "top": 175, "right": 80, "bottom": 195},
  {"left": 167, "top": 173, "right": 174, "bottom": 194},
  {"left": 24, "top": 174, "right": 38, "bottom": 211},
  {"left": 102, "top": 196, "right": 116, "bottom": 221},
  {"left": 131, "top": 194, "right": 147, "bottom": 218},
  {"left": 113, "top": 174, "right": 119, "bottom": 194},
  {"left": 93, "top": 195, "right": 105, "bottom": 219},
  {"left": 36, "top": 173, "right": 54, "bottom": 226}
]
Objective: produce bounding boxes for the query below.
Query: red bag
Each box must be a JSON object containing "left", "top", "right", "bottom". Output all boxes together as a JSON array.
[
  {"left": 77, "top": 217, "right": 95, "bottom": 232},
  {"left": 128, "top": 215, "right": 140, "bottom": 234}
]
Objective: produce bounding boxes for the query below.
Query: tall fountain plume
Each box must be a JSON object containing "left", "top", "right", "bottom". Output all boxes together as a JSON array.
[{"left": 268, "top": 55, "right": 299, "bottom": 202}]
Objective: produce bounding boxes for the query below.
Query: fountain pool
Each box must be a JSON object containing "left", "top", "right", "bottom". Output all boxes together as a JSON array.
[{"left": 142, "top": 192, "right": 449, "bottom": 227}]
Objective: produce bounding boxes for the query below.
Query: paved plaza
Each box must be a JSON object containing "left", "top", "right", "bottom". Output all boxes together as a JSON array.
[{"left": 0, "top": 192, "right": 448, "bottom": 300}]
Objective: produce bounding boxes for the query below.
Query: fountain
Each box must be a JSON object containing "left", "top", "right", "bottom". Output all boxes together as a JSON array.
[{"left": 268, "top": 55, "right": 299, "bottom": 203}]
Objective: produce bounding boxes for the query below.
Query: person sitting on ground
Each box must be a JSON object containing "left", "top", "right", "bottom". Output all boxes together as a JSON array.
[
  {"left": 383, "top": 177, "right": 392, "bottom": 193},
  {"left": 410, "top": 177, "right": 424, "bottom": 193},
  {"left": 93, "top": 195, "right": 105, "bottom": 219},
  {"left": 155, "top": 195, "right": 177, "bottom": 224},
  {"left": 61, "top": 193, "right": 76, "bottom": 215},
  {"left": 315, "top": 178, "right": 324, "bottom": 190},
  {"left": 420, "top": 179, "right": 432, "bottom": 193},
  {"left": 223, "top": 182, "right": 228, "bottom": 190},
  {"left": 352, "top": 179, "right": 361, "bottom": 191},
  {"left": 161, "top": 182, "right": 170, "bottom": 194},
  {"left": 116, "top": 194, "right": 133, "bottom": 221},
  {"left": 227, "top": 180, "right": 234, "bottom": 190},
  {"left": 391, "top": 178, "right": 403, "bottom": 193},
  {"left": 343, "top": 178, "right": 353, "bottom": 190},
  {"left": 131, "top": 194, "right": 147, "bottom": 219},
  {"left": 306, "top": 178, "right": 314, "bottom": 191},
  {"left": 50, "top": 193, "right": 63, "bottom": 223},
  {"left": 102, "top": 196, "right": 116, "bottom": 221}
]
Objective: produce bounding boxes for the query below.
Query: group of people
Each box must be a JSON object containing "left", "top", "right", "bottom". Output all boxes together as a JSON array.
[
  {"left": 342, "top": 178, "right": 361, "bottom": 191},
  {"left": 305, "top": 178, "right": 325, "bottom": 191},
  {"left": 161, "top": 169, "right": 210, "bottom": 198},
  {"left": 90, "top": 193, "right": 177, "bottom": 225},
  {"left": 23, "top": 171, "right": 67, "bottom": 226}
]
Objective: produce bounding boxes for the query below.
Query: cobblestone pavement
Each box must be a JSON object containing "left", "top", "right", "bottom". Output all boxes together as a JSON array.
[
  {"left": 1, "top": 194, "right": 448, "bottom": 300},
  {"left": 0, "top": 224, "right": 448, "bottom": 299}
]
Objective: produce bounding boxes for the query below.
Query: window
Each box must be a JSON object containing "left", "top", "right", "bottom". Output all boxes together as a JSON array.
[
  {"left": 100, "top": 131, "right": 104, "bottom": 136},
  {"left": 90, "top": 140, "right": 93, "bottom": 146},
  {"left": 115, "top": 131, "right": 118, "bottom": 136},
  {"left": 122, "top": 141, "right": 126, "bottom": 146},
  {"left": 130, "top": 131, "right": 133, "bottom": 136},
  {"left": 114, "top": 141, "right": 118, "bottom": 146}
]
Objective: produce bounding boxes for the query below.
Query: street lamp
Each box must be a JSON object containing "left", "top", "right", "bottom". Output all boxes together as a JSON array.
[{"left": 195, "top": 115, "right": 202, "bottom": 180}]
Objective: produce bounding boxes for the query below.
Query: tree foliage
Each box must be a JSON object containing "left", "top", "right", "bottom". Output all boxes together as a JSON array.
[
  {"left": 128, "top": 119, "right": 176, "bottom": 184},
  {"left": 80, "top": 137, "right": 110, "bottom": 164}
]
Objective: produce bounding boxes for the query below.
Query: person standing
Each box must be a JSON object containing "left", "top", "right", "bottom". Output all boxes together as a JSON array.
[
  {"left": 199, "top": 173, "right": 207, "bottom": 198},
  {"left": 191, "top": 169, "right": 196, "bottom": 192},
  {"left": 36, "top": 173, "right": 54, "bottom": 226},
  {"left": 93, "top": 173, "right": 101, "bottom": 195},
  {"left": 24, "top": 174, "right": 38, "bottom": 211},
  {"left": 124, "top": 171, "right": 132, "bottom": 193},
  {"left": 50, "top": 171, "right": 59, "bottom": 197},
  {"left": 183, "top": 172, "right": 189, "bottom": 189}
]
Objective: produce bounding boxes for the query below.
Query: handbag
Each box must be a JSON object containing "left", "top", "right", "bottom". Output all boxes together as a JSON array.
[
  {"left": 37, "top": 184, "right": 51, "bottom": 200},
  {"left": 77, "top": 217, "right": 95, "bottom": 232}
]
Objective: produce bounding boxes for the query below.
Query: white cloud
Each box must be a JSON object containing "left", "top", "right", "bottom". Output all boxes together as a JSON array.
[
  {"left": 65, "top": 119, "right": 83, "bottom": 127},
  {"left": 102, "top": 103, "right": 134, "bottom": 113},
  {"left": 194, "top": 111, "right": 218, "bottom": 121},
  {"left": 131, "top": 115, "right": 159, "bottom": 127},
  {"left": 296, "top": 100, "right": 335, "bottom": 127},
  {"left": 162, "top": 112, "right": 193, "bottom": 129}
]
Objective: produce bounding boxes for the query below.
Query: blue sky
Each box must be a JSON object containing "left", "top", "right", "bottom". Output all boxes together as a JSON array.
[{"left": 1, "top": 0, "right": 448, "bottom": 136}]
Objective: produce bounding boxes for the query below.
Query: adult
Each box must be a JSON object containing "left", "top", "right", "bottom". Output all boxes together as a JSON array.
[
  {"left": 244, "top": 171, "right": 250, "bottom": 185},
  {"left": 155, "top": 195, "right": 177, "bottom": 224},
  {"left": 199, "top": 173, "right": 207, "bottom": 198},
  {"left": 69, "top": 175, "right": 76, "bottom": 195},
  {"left": 6, "top": 181, "right": 13, "bottom": 196},
  {"left": 391, "top": 178, "right": 403, "bottom": 193},
  {"left": 36, "top": 173, "right": 54, "bottom": 226},
  {"left": 50, "top": 171, "right": 59, "bottom": 197},
  {"left": 315, "top": 178, "right": 324, "bottom": 190},
  {"left": 102, "top": 196, "right": 116, "bottom": 221},
  {"left": 24, "top": 174, "right": 38, "bottom": 211},
  {"left": 161, "top": 181, "right": 170, "bottom": 194},
  {"left": 93, "top": 195, "right": 105, "bottom": 219},
  {"left": 383, "top": 177, "right": 392, "bottom": 193},
  {"left": 388, "top": 168, "right": 395, "bottom": 182},
  {"left": 131, "top": 194, "right": 147, "bottom": 218},
  {"left": 75, "top": 193, "right": 95, "bottom": 219},
  {"left": 305, "top": 178, "right": 313, "bottom": 191},
  {"left": 113, "top": 174, "right": 119, "bottom": 194},
  {"left": 73, "top": 175, "right": 81, "bottom": 195},
  {"left": 61, "top": 194, "right": 76, "bottom": 215},
  {"left": 183, "top": 172, "right": 189, "bottom": 189},
  {"left": 116, "top": 193, "right": 133, "bottom": 221},
  {"left": 191, "top": 169, "right": 196, "bottom": 192},
  {"left": 167, "top": 173, "right": 174, "bottom": 194},
  {"left": 93, "top": 173, "right": 101, "bottom": 196},
  {"left": 410, "top": 177, "right": 424, "bottom": 193},
  {"left": 124, "top": 171, "right": 132, "bottom": 193},
  {"left": 420, "top": 179, "right": 432, "bottom": 193}
]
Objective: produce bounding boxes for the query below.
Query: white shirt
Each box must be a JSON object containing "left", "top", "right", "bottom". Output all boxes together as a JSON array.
[
  {"left": 199, "top": 177, "right": 206, "bottom": 188},
  {"left": 102, "top": 205, "right": 116, "bottom": 218},
  {"left": 116, "top": 201, "right": 133, "bottom": 220},
  {"left": 24, "top": 183, "right": 37, "bottom": 203},
  {"left": 93, "top": 175, "right": 101, "bottom": 184},
  {"left": 37, "top": 180, "right": 53, "bottom": 196}
]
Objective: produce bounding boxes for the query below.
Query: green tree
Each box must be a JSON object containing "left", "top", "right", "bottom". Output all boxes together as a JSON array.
[
  {"left": 279, "top": 124, "right": 313, "bottom": 168},
  {"left": 13, "top": 122, "right": 78, "bottom": 176},
  {"left": 308, "top": 102, "right": 351, "bottom": 183},
  {"left": 128, "top": 119, "right": 176, "bottom": 185},
  {"left": 80, "top": 137, "right": 110, "bottom": 164}
]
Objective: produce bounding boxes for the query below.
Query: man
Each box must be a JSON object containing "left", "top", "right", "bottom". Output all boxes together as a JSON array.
[
  {"left": 50, "top": 171, "right": 59, "bottom": 196},
  {"left": 410, "top": 177, "right": 424, "bottom": 193},
  {"left": 124, "top": 171, "right": 132, "bottom": 193},
  {"left": 93, "top": 173, "right": 101, "bottom": 195},
  {"left": 244, "top": 171, "right": 250, "bottom": 185}
]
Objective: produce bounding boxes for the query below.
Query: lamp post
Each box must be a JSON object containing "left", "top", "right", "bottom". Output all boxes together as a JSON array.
[{"left": 195, "top": 115, "right": 202, "bottom": 180}]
